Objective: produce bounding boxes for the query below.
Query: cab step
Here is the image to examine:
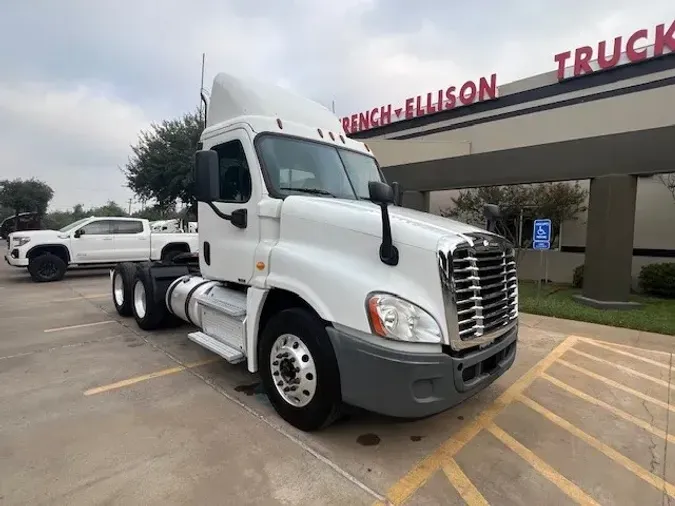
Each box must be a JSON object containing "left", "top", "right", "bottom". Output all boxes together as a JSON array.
[{"left": 188, "top": 331, "right": 245, "bottom": 364}]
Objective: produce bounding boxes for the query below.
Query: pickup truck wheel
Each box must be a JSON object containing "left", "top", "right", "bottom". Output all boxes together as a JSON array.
[
  {"left": 28, "top": 253, "right": 66, "bottom": 283},
  {"left": 161, "top": 249, "right": 183, "bottom": 264},
  {"left": 132, "top": 266, "right": 169, "bottom": 330},
  {"left": 112, "top": 262, "right": 137, "bottom": 317},
  {"left": 259, "top": 308, "right": 342, "bottom": 431}
]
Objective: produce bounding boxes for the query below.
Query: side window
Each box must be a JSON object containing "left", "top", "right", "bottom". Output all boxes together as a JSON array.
[
  {"left": 212, "top": 140, "right": 252, "bottom": 203},
  {"left": 113, "top": 220, "right": 144, "bottom": 234},
  {"left": 79, "top": 220, "right": 112, "bottom": 236}
]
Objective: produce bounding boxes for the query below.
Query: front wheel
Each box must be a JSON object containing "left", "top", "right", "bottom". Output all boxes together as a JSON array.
[
  {"left": 28, "top": 253, "right": 66, "bottom": 282},
  {"left": 258, "top": 308, "right": 342, "bottom": 431}
]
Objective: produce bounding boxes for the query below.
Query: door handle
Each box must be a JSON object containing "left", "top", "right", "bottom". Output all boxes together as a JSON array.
[{"left": 103, "top": 237, "right": 113, "bottom": 241}]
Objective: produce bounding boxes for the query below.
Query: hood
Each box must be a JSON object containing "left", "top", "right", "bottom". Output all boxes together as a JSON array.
[
  {"left": 9, "top": 229, "right": 62, "bottom": 241},
  {"left": 282, "top": 197, "right": 494, "bottom": 251}
]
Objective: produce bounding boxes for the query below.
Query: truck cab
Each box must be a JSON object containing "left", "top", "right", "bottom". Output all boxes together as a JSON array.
[{"left": 112, "top": 73, "right": 518, "bottom": 431}]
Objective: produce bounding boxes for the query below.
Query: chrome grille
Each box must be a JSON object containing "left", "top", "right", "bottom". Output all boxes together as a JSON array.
[{"left": 438, "top": 233, "right": 518, "bottom": 351}]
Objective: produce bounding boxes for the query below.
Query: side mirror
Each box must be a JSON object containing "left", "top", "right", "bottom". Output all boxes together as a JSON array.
[
  {"left": 195, "top": 150, "right": 220, "bottom": 202},
  {"left": 368, "top": 181, "right": 399, "bottom": 266},
  {"left": 368, "top": 181, "right": 395, "bottom": 205},
  {"left": 391, "top": 182, "right": 402, "bottom": 206},
  {"left": 74, "top": 229, "right": 83, "bottom": 238},
  {"left": 484, "top": 204, "right": 501, "bottom": 233}
]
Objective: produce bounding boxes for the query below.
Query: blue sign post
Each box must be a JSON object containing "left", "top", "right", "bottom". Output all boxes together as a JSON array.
[
  {"left": 532, "top": 219, "right": 552, "bottom": 296},
  {"left": 532, "top": 219, "right": 551, "bottom": 250}
]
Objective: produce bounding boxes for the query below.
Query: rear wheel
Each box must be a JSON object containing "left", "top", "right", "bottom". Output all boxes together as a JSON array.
[
  {"left": 111, "top": 262, "right": 137, "bottom": 316},
  {"left": 28, "top": 253, "right": 66, "bottom": 282},
  {"left": 161, "top": 248, "right": 184, "bottom": 264},
  {"left": 258, "top": 307, "right": 342, "bottom": 431},
  {"left": 132, "top": 264, "right": 170, "bottom": 330}
]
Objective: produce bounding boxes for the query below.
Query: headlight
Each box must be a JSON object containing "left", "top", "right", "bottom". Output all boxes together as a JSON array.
[
  {"left": 13, "top": 236, "right": 31, "bottom": 247},
  {"left": 366, "top": 293, "right": 442, "bottom": 343}
]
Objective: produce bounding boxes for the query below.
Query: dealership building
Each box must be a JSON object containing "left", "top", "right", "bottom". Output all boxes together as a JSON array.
[{"left": 345, "top": 20, "right": 675, "bottom": 308}]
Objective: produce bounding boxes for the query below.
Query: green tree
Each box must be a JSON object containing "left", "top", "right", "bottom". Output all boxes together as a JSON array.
[
  {"left": 441, "top": 182, "right": 588, "bottom": 248},
  {"left": 131, "top": 204, "right": 179, "bottom": 222},
  {"left": 0, "top": 178, "right": 54, "bottom": 229},
  {"left": 92, "top": 200, "right": 127, "bottom": 217},
  {"left": 43, "top": 201, "right": 129, "bottom": 230},
  {"left": 124, "top": 110, "right": 203, "bottom": 212}
]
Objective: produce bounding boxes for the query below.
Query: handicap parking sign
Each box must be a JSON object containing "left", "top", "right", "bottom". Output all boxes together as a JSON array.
[{"left": 532, "top": 219, "right": 551, "bottom": 250}]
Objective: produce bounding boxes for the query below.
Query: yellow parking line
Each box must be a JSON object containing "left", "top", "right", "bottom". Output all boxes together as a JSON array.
[
  {"left": 375, "top": 335, "right": 579, "bottom": 506},
  {"left": 84, "top": 357, "right": 222, "bottom": 396},
  {"left": 556, "top": 359, "right": 675, "bottom": 413},
  {"left": 442, "top": 460, "right": 489, "bottom": 506},
  {"left": 575, "top": 337, "right": 672, "bottom": 358},
  {"left": 568, "top": 348, "right": 671, "bottom": 388},
  {"left": 44, "top": 320, "right": 117, "bottom": 333},
  {"left": 518, "top": 395, "right": 675, "bottom": 499},
  {"left": 53, "top": 293, "right": 109, "bottom": 303},
  {"left": 487, "top": 423, "right": 600, "bottom": 505},
  {"left": 542, "top": 373, "right": 675, "bottom": 444},
  {"left": 576, "top": 338, "right": 673, "bottom": 370}
]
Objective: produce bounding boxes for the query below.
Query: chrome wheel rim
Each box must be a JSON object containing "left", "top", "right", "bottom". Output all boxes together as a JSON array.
[
  {"left": 270, "top": 333, "right": 317, "bottom": 407},
  {"left": 113, "top": 272, "right": 124, "bottom": 307},
  {"left": 133, "top": 280, "right": 147, "bottom": 319}
]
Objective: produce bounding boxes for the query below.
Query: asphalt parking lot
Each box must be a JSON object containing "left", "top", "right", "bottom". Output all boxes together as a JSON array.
[{"left": 2, "top": 261, "right": 675, "bottom": 505}]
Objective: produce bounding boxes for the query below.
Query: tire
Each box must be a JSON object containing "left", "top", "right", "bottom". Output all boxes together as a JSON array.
[
  {"left": 28, "top": 253, "right": 67, "bottom": 282},
  {"left": 111, "top": 262, "right": 138, "bottom": 317},
  {"left": 258, "top": 308, "right": 342, "bottom": 431},
  {"left": 131, "top": 264, "right": 169, "bottom": 330}
]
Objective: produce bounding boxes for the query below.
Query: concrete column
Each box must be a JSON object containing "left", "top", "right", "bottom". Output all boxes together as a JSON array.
[
  {"left": 575, "top": 174, "right": 639, "bottom": 309},
  {"left": 401, "top": 191, "right": 430, "bottom": 212}
]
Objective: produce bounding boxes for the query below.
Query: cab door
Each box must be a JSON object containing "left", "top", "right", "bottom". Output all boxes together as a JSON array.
[
  {"left": 111, "top": 219, "right": 148, "bottom": 261},
  {"left": 199, "top": 128, "right": 261, "bottom": 284},
  {"left": 70, "top": 220, "right": 114, "bottom": 263}
]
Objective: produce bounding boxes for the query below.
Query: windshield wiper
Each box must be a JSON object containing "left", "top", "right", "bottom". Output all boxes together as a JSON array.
[{"left": 280, "top": 187, "right": 337, "bottom": 197}]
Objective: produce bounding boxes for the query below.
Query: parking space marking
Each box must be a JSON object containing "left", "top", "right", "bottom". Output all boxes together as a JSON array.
[
  {"left": 374, "top": 335, "right": 580, "bottom": 506},
  {"left": 44, "top": 320, "right": 117, "bottom": 334},
  {"left": 518, "top": 395, "right": 675, "bottom": 499},
  {"left": 556, "top": 359, "right": 675, "bottom": 413},
  {"left": 568, "top": 348, "right": 671, "bottom": 388},
  {"left": 487, "top": 423, "right": 600, "bottom": 506},
  {"left": 0, "top": 334, "right": 124, "bottom": 361},
  {"left": 52, "top": 293, "right": 109, "bottom": 303},
  {"left": 577, "top": 337, "right": 672, "bottom": 358},
  {"left": 442, "top": 460, "right": 489, "bottom": 506},
  {"left": 542, "top": 373, "right": 675, "bottom": 443},
  {"left": 577, "top": 338, "right": 673, "bottom": 369},
  {"left": 83, "top": 357, "right": 222, "bottom": 396},
  {"left": 0, "top": 293, "right": 109, "bottom": 308}
]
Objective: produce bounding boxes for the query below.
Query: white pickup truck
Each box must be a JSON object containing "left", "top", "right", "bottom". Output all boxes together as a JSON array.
[{"left": 5, "top": 216, "right": 198, "bottom": 282}]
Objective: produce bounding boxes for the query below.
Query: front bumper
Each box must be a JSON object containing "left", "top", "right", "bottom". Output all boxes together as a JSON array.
[
  {"left": 327, "top": 324, "right": 517, "bottom": 419},
  {"left": 4, "top": 249, "right": 28, "bottom": 267}
]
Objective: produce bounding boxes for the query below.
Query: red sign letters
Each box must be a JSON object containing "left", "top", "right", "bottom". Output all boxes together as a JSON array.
[
  {"left": 554, "top": 20, "right": 675, "bottom": 81},
  {"left": 342, "top": 74, "right": 498, "bottom": 134}
]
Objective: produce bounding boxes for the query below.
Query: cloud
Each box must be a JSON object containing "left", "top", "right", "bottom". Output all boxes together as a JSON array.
[
  {"left": 0, "top": 0, "right": 672, "bottom": 210},
  {"left": 0, "top": 81, "right": 150, "bottom": 210}
]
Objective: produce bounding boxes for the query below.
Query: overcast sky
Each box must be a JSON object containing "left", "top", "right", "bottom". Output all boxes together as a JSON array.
[{"left": 0, "top": 1, "right": 672, "bottom": 211}]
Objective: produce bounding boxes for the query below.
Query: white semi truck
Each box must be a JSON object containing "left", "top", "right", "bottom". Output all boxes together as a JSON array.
[{"left": 110, "top": 73, "right": 518, "bottom": 431}]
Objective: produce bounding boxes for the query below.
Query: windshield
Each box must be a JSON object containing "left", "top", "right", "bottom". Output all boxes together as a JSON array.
[
  {"left": 257, "top": 135, "right": 384, "bottom": 200},
  {"left": 59, "top": 218, "right": 90, "bottom": 233}
]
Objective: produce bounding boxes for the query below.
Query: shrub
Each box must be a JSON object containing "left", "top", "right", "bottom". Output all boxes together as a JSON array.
[
  {"left": 572, "top": 264, "right": 584, "bottom": 288},
  {"left": 638, "top": 263, "right": 675, "bottom": 298}
]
